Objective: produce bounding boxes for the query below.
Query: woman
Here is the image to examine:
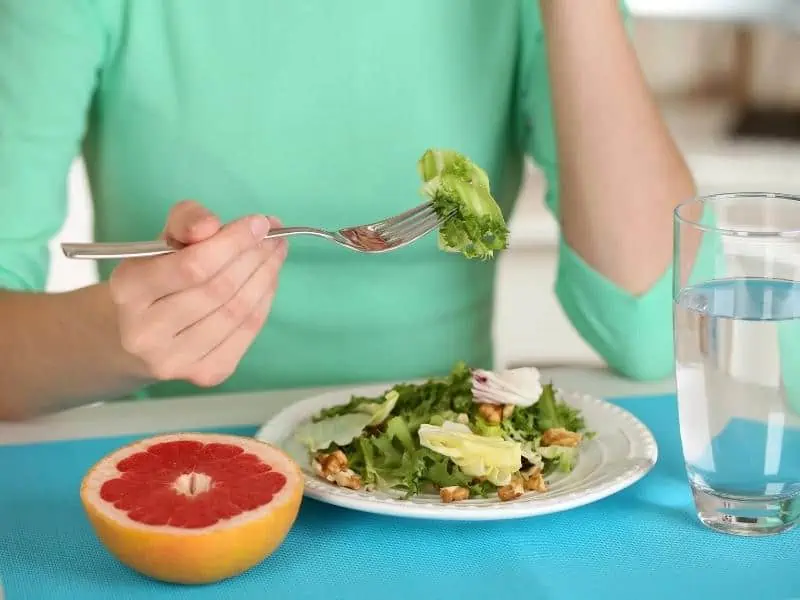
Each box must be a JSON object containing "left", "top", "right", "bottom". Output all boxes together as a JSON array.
[{"left": 0, "top": 0, "right": 693, "bottom": 420}]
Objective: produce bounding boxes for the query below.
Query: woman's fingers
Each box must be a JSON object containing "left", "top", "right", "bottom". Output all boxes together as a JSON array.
[
  {"left": 184, "top": 240, "right": 287, "bottom": 387},
  {"left": 112, "top": 214, "right": 271, "bottom": 307},
  {"left": 165, "top": 238, "right": 284, "bottom": 366},
  {"left": 162, "top": 199, "right": 221, "bottom": 245},
  {"left": 109, "top": 199, "right": 286, "bottom": 387},
  {"left": 140, "top": 242, "right": 271, "bottom": 343}
]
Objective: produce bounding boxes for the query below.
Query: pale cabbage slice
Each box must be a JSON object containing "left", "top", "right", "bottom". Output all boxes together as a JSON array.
[
  {"left": 418, "top": 421, "right": 521, "bottom": 486},
  {"left": 294, "top": 391, "right": 398, "bottom": 451}
]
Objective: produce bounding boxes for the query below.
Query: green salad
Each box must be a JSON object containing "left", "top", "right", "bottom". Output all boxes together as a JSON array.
[
  {"left": 293, "top": 363, "right": 593, "bottom": 503},
  {"left": 418, "top": 149, "right": 510, "bottom": 260}
]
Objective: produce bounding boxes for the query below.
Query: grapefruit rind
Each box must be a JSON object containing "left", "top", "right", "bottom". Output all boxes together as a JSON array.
[{"left": 80, "top": 432, "right": 303, "bottom": 585}]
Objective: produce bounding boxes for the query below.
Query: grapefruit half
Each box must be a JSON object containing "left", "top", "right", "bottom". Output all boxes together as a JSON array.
[{"left": 80, "top": 432, "right": 303, "bottom": 585}]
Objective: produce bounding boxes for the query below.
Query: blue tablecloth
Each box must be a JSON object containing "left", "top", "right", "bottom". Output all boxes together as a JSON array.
[{"left": 1, "top": 394, "right": 798, "bottom": 600}]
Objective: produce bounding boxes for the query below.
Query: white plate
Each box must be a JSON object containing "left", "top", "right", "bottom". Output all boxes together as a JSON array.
[{"left": 255, "top": 384, "right": 658, "bottom": 521}]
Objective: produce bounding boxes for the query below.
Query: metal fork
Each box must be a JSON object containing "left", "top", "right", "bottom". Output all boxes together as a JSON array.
[{"left": 61, "top": 202, "right": 447, "bottom": 259}]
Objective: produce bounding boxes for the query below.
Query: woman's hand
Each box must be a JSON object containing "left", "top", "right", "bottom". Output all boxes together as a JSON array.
[{"left": 109, "top": 200, "right": 287, "bottom": 387}]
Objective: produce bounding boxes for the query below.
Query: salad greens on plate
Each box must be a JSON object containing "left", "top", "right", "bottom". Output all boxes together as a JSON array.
[{"left": 293, "top": 363, "right": 593, "bottom": 503}]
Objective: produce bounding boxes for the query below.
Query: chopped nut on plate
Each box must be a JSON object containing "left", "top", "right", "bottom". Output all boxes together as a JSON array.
[
  {"left": 521, "top": 466, "right": 547, "bottom": 493},
  {"left": 497, "top": 475, "right": 525, "bottom": 502},
  {"left": 331, "top": 469, "right": 362, "bottom": 490},
  {"left": 477, "top": 403, "right": 503, "bottom": 424},
  {"left": 477, "top": 403, "right": 515, "bottom": 424},
  {"left": 440, "top": 486, "right": 470, "bottom": 503},
  {"left": 316, "top": 449, "right": 348, "bottom": 473},
  {"left": 541, "top": 427, "right": 582, "bottom": 448},
  {"left": 313, "top": 450, "right": 362, "bottom": 490}
]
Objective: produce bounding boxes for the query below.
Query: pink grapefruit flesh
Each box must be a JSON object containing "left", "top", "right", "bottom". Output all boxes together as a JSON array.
[{"left": 80, "top": 433, "right": 303, "bottom": 585}]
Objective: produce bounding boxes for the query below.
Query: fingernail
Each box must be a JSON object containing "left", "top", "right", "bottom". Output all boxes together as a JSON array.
[{"left": 250, "top": 216, "right": 270, "bottom": 239}]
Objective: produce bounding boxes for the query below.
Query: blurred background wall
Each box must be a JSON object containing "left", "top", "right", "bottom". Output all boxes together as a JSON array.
[{"left": 47, "top": 3, "right": 800, "bottom": 370}]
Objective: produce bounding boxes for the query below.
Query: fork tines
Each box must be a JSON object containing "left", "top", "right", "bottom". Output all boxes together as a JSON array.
[{"left": 375, "top": 203, "right": 443, "bottom": 244}]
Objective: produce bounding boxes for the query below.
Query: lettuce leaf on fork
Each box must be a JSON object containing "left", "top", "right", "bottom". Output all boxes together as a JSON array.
[{"left": 418, "top": 149, "right": 509, "bottom": 260}]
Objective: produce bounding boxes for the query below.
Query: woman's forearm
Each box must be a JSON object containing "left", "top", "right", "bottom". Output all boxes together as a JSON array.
[
  {"left": 0, "top": 284, "right": 150, "bottom": 420},
  {"left": 539, "top": 0, "right": 695, "bottom": 294}
]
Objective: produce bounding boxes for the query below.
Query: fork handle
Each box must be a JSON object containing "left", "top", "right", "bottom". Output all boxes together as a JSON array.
[
  {"left": 61, "top": 240, "right": 180, "bottom": 259},
  {"left": 60, "top": 227, "right": 318, "bottom": 259}
]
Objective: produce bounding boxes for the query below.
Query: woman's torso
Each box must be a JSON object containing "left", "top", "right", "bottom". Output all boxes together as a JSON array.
[{"left": 83, "top": 0, "right": 532, "bottom": 397}]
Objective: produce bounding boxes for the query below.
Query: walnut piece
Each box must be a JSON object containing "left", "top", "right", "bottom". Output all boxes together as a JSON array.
[
  {"left": 521, "top": 466, "right": 547, "bottom": 493},
  {"left": 477, "top": 403, "right": 503, "bottom": 424},
  {"left": 497, "top": 476, "right": 525, "bottom": 502},
  {"left": 332, "top": 469, "right": 362, "bottom": 490},
  {"left": 541, "top": 427, "right": 582, "bottom": 448},
  {"left": 440, "top": 486, "right": 470, "bottom": 503},
  {"left": 313, "top": 450, "right": 362, "bottom": 490},
  {"left": 316, "top": 449, "right": 348, "bottom": 474},
  {"left": 477, "top": 403, "right": 516, "bottom": 424}
]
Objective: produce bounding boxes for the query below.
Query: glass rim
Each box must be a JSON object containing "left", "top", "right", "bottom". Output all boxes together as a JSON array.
[{"left": 674, "top": 192, "right": 800, "bottom": 239}]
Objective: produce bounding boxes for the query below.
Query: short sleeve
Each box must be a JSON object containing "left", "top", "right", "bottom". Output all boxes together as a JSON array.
[
  {"left": 516, "top": 1, "right": 674, "bottom": 381},
  {"left": 0, "top": 0, "right": 106, "bottom": 290}
]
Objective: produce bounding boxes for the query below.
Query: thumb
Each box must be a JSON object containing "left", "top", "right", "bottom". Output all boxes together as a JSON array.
[{"left": 162, "top": 200, "right": 222, "bottom": 245}]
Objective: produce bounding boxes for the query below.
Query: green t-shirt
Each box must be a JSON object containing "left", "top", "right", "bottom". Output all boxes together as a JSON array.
[{"left": 0, "top": 0, "right": 673, "bottom": 398}]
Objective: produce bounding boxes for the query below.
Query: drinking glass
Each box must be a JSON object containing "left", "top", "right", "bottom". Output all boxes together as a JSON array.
[{"left": 674, "top": 192, "right": 800, "bottom": 536}]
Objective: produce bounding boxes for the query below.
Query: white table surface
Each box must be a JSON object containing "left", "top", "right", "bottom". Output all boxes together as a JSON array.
[{"left": 0, "top": 367, "right": 676, "bottom": 446}]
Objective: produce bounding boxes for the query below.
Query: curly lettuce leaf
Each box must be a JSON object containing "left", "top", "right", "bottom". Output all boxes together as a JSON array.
[
  {"left": 389, "top": 362, "right": 474, "bottom": 431},
  {"left": 318, "top": 362, "right": 473, "bottom": 431},
  {"left": 533, "top": 384, "right": 587, "bottom": 432},
  {"left": 345, "top": 418, "right": 475, "bottom": 495},
  {"left": 344, "top": 417, "right": 412, "bottom": 490},
  {"left": 314, "top": 390, "right": 397, "bottom": 423},
  {"left": 501, "top": 405, "right": 539, "bottom": 442},
  {"left": 418, "top": 149, "right": 509, "bottom": 260},
  {"left": 540, "top": 445, "right": 579, "bottom": 474}
]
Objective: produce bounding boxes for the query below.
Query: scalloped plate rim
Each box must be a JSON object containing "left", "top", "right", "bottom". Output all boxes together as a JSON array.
[{"left": 254, "top": 382, "right": 658, "bottom": 521}]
